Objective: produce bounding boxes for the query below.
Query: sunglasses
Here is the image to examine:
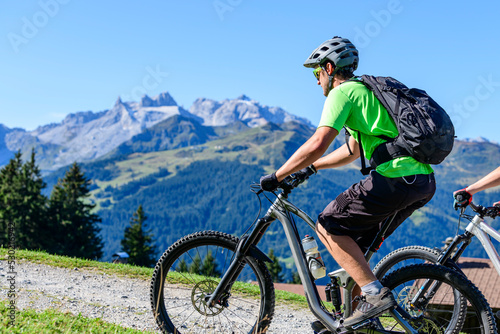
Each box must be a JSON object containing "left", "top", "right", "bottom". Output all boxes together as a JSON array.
[{"left": 313, "top": 66, "right": 324, "bottom": 80}]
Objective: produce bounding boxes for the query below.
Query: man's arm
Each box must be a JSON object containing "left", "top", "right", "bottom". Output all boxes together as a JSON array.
[
  {"left": 275, "top": 126, "right": 338, "bottom": 181},
  {"left": 314, "top": 135, "right": 360, "bottom": 170},
  {"left": 466, "top": 166, "right": 500, "bottom": 195}
]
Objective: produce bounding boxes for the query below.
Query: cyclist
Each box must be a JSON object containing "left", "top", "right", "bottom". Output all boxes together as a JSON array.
[
  {"left": 260, "top": 36, "right": 436, "bottom": 332},
  {"left": 454, "top": 166, "right": 500, "bottom": 208}
]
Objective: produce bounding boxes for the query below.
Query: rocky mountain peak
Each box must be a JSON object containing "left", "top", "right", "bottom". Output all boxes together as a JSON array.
[
  {"left": 140, "top": 92, "right": 177, "bottom": 107},
  {"left": 236, "top": 94, "right": 252, "bottom": 101},
  {"left": 190, "top": 95, "right": 312, "bottom": 128}
]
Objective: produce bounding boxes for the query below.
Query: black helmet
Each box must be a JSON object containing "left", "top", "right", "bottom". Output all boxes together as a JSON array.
[{"left": 303, "top": 36, "right": 358, "bottom": 70}]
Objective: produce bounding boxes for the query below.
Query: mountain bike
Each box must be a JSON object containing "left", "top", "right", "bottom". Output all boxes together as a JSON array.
[
  {"left": 372, "top": 201, "right": 500, "bottom": 329},
  {"left": 150, "top": 177, "right": 497, "bottom": 333}
]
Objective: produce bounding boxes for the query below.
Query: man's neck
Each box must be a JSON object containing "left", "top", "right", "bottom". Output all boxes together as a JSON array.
[{"left": 333, "top": 77, "right": 347, "bottom": 88}]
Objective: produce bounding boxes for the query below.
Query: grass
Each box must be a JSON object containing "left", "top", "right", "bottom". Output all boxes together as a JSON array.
[
  {"left": 0, "top": 301, "right": 156, "bottom": 334},
  {"left": 0, "top": 248, "right": 153, "bottom": 279}
]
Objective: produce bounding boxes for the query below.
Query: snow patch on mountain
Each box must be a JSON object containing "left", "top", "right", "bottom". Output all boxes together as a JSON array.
[{"left": 462, "top": 137, "right": 499, "bottom": 145}]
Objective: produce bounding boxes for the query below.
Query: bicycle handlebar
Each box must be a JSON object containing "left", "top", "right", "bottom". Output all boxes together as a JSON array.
[
  {"left": 468, "top": 201, "right": 500, "bottom": 219},
  {"left": 276, "top": 175, "right": 299, "bottom": 193}
]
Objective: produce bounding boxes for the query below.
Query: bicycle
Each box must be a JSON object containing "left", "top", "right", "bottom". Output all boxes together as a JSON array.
[
  {"left": 150, "top": 177, "right": 497, "bottom": 333},
  {"left": 372, "top": 201, "right": 500, "bottom": 330}
]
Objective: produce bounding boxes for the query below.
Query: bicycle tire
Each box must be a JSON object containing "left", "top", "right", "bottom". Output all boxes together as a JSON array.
[
  {"left": 373, "top": 246, "right": 441, "bottom": 279},
  {"left": 381, "top": 264, "right": 497, "bottom": 334},
  {"left": 150, "top": 230, "right": 275, "bottom": 334},
  {"left": 373, "top": 246, "right": 468, "bottom": 333}
]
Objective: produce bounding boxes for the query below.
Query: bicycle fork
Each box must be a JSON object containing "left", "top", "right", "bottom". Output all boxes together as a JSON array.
[{"left": 205, "top": 215, "right": 275, "bottom": 308}]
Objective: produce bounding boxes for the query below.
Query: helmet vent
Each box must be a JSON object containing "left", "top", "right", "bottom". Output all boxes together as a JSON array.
[
  {"left": 335, "top": 46, "right": 347, "bottom": 53},
  {"left": 320, "top": 46, "right": 329, "bottom": 51},
  {"left": 331, "top": 42, "right": 340, "bottom": 46}
]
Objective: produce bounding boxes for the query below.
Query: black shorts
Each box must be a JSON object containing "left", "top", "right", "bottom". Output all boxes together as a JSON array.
[{"left": 317, "top": 171, "right": 436, "bottom": 252}]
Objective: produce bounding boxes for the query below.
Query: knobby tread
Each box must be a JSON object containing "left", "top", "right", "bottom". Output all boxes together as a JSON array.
[{"left": 373, "top": 246, "right": 440, "bottom": 279}]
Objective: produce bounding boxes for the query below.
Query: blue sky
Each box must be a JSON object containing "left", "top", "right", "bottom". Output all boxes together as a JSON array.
[{"left": 1, "top": 1, "right": 500, "bottom": 143}]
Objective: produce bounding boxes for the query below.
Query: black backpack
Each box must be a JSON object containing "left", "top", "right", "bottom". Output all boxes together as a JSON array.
[{"left": 348, "top": 75, "right": 455, "bottom": 175}]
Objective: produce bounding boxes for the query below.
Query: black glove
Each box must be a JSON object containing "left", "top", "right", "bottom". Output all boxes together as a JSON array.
[
  {"left": 453, "top": 188, "right": 472, "bottom": 209},
  {"left": 260, "top": 172, "right": 281, "bottom": 191},
  {"left": 289, "top": 165, "right": 317, "bottom": 187},
  {"left": 493, "top": 201, "right": 500, "bottom": 217}
]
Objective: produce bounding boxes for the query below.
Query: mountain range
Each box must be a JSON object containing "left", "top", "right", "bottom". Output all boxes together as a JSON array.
[{"left": 0, "top": 92, "right": 311, "bottom": 171}]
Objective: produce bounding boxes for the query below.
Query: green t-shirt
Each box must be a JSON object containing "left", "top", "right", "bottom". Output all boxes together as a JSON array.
[{"left": 318, "top": 80, "right": 433, "bottom": 178}]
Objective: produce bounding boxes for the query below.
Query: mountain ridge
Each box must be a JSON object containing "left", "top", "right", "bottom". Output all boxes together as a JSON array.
[{"left": 1, "top": 92, "right": 311, "bottom": 171}]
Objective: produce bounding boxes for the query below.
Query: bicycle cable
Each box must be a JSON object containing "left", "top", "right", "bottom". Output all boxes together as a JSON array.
[
  {"left": 225, "top": 184, "right": 266, "bottom": 265},
  {"left": 239, "top": 183, "right": 265, "bottom": 238},
  {"left": 457, "top": 208, "right": 474, "bottom": 236}
]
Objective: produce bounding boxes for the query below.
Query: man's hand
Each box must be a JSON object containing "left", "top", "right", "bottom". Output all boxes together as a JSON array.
[
  {"left": 453, "top": 188, "right": 472, "bottom": 209},
  {"left": 494, "top": 201, "right": 500, "bottom": 208},
  {"left": 289, "top": 165, "right": 317, "bottom": 187},
  {"left": 260, "top": 173, "right": 281, "bottom": 191}
]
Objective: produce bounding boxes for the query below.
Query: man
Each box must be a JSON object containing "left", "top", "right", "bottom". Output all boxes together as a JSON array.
[
  {"left": 454, "top": 166, "right": 500, "bottom": 208},
  {"left": 260, "top": 36, "right": 436, "bottom": 332}
]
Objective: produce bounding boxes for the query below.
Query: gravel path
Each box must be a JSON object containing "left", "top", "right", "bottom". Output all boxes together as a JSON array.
[{"left": 0, "top": 261, "right": 317, "bottom": 333}]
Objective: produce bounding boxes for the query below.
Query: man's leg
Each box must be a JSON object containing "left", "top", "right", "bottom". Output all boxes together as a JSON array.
[
  {"left": 315, "top": 222, "right": 396, "bottom": 328},
  {"left": 316, "top": 223, "right": 375, "bottom": 286}
]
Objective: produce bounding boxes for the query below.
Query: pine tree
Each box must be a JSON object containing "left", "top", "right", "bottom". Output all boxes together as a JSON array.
[
  {"left": 120, "top": 204, "right": 156, "bottom": 267},
  {"left": 177, "top": 259, "right": 188, "bottom": 272},
  {"left": 0, "top": 150, "right": 47, "bottom": 250},
  {"left": 201, "top": 251, "right": 221, "bottom": 277},
  {"left": 290, "top": 271, "right": 301, "bottom": 284},
  {"left": 189, "top": 254, "right": 202, "bottom": 274},
  {"left": 266, "top": 249, "right": 284, "bottom": 283},
  {"left": 48, "top": 162, "right": 103, "bottom": 259}
]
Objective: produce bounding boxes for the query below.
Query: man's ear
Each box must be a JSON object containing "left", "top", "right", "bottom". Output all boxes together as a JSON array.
[{"left": 326, "top": 62, "right": 335, "bottom": 75}]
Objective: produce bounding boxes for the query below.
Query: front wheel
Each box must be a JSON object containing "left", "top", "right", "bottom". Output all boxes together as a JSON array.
[
  {"left": 380, "top": 264, "right": 497, "bottom": 334},
  {"left": 150, "top": 231, "right": 275, "bottom": 334}
]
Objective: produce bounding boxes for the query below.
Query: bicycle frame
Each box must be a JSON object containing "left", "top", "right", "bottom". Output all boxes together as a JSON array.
[
  {"left": 206, "top": 188, "right": 417, "bottom": 333},
  {"left": 459, "top": 215, "right": 500, "bottom": 274},
  {"left": 407, "top": 207, "right": 500, "bottom": 312}
]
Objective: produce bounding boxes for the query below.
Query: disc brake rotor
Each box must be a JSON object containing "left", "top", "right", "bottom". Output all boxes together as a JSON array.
[
  {"left": 397, "top": 286, "right": 424, "bottom": 317},
  {"left": 191, "top": 279, "right": 225, "bottom": 316}
]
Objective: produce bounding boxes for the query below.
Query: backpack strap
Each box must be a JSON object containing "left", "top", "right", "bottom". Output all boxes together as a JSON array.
[
  {"left": 357, "top": 131, "right": 374, "bottom": 175},
  {"left": 344, "top": 126, "right": 373, "bottom": 175},
  {"left": 369, "top": 141, "right": 410, "bottom": 168},
  {"left": 368, "top": 90, "right": 410, "bottom": 168},
  {"left": 344, "top": 127, "right": 353, "bottom": 156}
]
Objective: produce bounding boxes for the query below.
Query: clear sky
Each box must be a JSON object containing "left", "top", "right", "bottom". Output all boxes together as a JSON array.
[{"left": 1, "top": 1, "right": 500, "bottom": 143}]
